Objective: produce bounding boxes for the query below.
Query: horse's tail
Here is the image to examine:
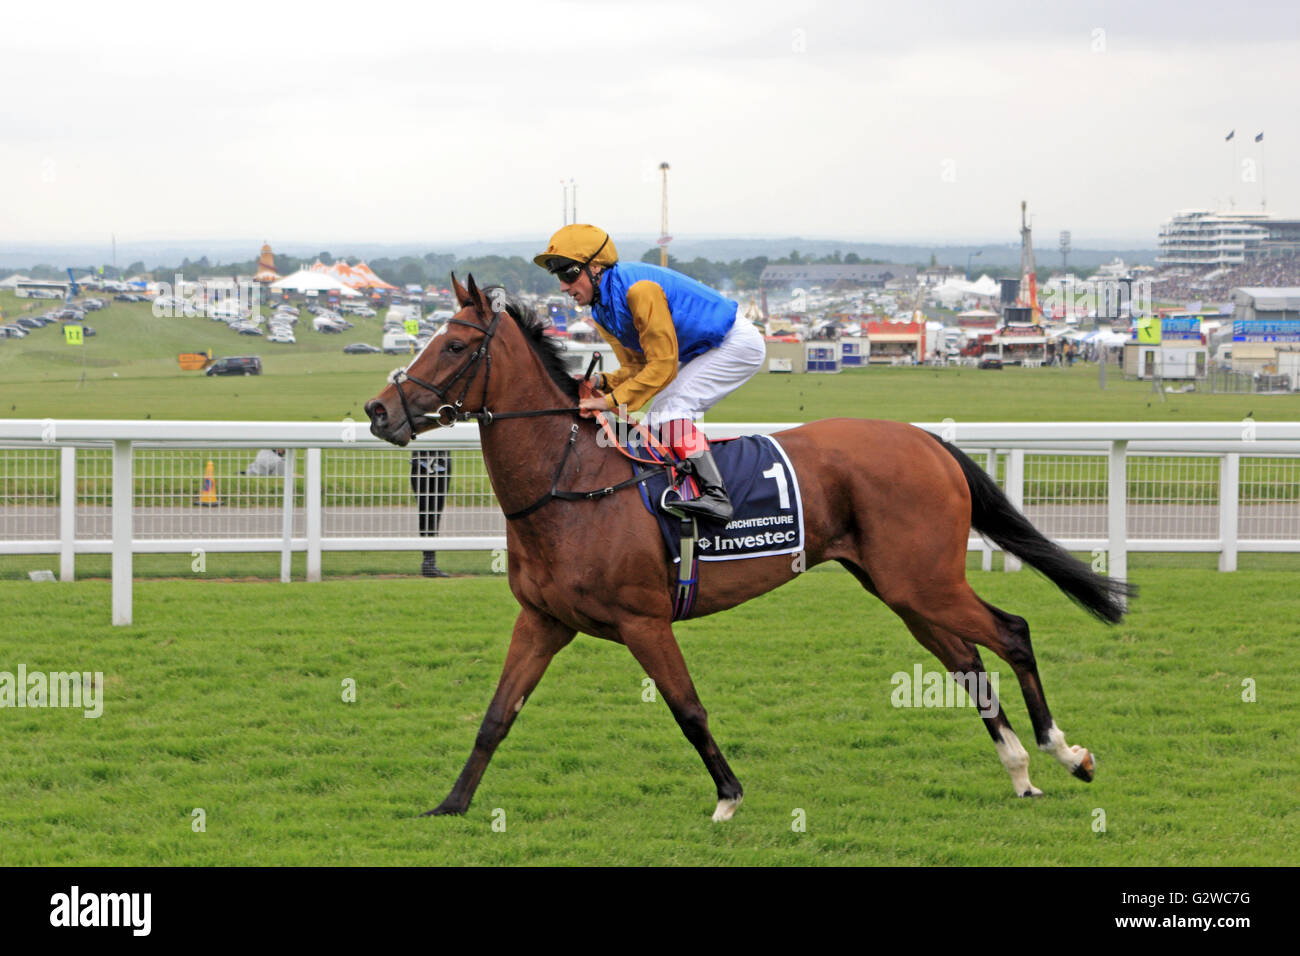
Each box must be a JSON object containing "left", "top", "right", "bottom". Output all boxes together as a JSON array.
[{"left": 931, "top": 434, "right": 1136, "bottom": 624}]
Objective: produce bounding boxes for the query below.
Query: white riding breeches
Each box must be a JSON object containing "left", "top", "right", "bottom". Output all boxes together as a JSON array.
[{"left": 644, "top": 313, "right": 767, "bottom": 431}]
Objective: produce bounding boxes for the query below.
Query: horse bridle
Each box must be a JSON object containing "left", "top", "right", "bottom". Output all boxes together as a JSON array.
[
  {"left": 387, "top": 306, "right": 661, "bottom": 520},
  {"left": 384, "top": 310, "right": 501, "bottom": 429}
]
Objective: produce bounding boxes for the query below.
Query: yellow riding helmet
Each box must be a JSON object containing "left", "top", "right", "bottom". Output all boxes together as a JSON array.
[{"left": 533, "top": 224, "right": 619, "bottom": 272}]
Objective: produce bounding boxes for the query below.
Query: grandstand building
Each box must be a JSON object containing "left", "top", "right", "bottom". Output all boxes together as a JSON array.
[{"left": 1157, "top": 210, "right": 1300, "bottom": 267}]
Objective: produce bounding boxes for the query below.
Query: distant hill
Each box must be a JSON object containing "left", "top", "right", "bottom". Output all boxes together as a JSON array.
[{"left": 0, "top": 236, "right": 1158, "bottom": 272}]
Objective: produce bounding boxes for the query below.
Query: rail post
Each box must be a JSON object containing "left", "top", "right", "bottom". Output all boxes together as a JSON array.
[
  {"left": 112, "top": 439, "right": 133, "bottom": 625},
  {"left": 1004, "top": 448, "right": 1025, "bottom": 572},
  {"left": 59, "top": 446, "right": 76, "bottom": 582},
  {"left": 306, "top": 447, "right": 322, "bottom": 582},
  {"left": 1218, "top": 452, "right": 1239, "bottom": 572},
  {"left": 1107, "top": 440, "right": 1128, "bottom": 607}
]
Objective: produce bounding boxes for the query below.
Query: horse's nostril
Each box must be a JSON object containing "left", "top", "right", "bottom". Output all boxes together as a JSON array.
[{"left": 366, "top": 400, "right": 386, "bottom": 423}]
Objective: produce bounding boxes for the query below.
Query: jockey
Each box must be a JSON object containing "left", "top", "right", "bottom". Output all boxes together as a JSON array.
[{"left": 534, "top": 224, "right": 767, "bottom": 523}]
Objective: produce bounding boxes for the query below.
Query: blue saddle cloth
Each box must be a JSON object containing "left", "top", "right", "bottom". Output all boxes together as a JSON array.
[{"left": 635, "top": 434, "right": 805, "bottom": 567}]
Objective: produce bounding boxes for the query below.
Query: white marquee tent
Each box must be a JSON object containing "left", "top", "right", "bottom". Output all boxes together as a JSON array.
[
  {"left": 270, "top": 270, "right": 361, "bottom": 297},
  {"left": 933, "top": 275, "right": 1000, "bottom": 308}
]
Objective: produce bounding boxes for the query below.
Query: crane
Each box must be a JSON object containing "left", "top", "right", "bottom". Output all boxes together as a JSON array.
[{"left": 1019, "top": 200, "right": 1040, "bottom": 324}]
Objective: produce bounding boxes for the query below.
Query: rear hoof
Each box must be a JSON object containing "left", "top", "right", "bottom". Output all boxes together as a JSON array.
[
  {"left": 1071, "top": 749, "right": 1095, "bottom": 782},
  {"left": 1018, "top": 786, "right": 1044, "bottom": 798},
  {"left": 712, "top": 795, "right": 743, "bottom": 822},
  {"left": 420, "top": 802, "right": 467, "bottom": 817}
]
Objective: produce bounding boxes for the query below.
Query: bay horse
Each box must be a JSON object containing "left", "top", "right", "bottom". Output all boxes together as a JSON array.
[{"left": 364, "top": 274, "right": 1134, "bottom": 821}]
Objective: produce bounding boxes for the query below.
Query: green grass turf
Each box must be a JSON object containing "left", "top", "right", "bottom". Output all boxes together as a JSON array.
[
  {"left": 0, "top": 567, "right": 1295, "bottom": 866},
  {"left": 2, "top": 291, "right": 1297, "bottom": 866},
  {"left": 2, "top": 289, "right": 1297, "bottom": 422}
]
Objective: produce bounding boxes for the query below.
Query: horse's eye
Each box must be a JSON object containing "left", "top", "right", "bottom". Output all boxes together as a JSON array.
[{"left": 447, "top": 340, "right": 466, "bottom": 353}]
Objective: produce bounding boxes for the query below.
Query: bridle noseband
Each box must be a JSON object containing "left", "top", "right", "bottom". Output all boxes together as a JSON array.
[{"left": 388, "top": 310, "right": 504, "bottom": 430}]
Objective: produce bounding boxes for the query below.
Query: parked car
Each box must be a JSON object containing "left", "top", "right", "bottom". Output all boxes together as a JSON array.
[
  {"left": 267, "top": 331, "right": 296, "bottom": 344},
  {"left": 1, "top": 325, "right": 27, "bottom": 338},
  {"left": 237, "top": 326, "right": 264, "bottom": 336},
  {"left": 343, "top": 342, "right": 381, "bottom": 354},
  {"left": 205, "top": 356, "right": 263, "bottom": 376},
  {"left": 16, "top": 317, "right": 42, "bottom": 330},
  {"left": 978, "top": 355, "right": 1004, "bottom": 370},
  {"left": 81, "top": 326, "right": 96, "bottom": 337}
]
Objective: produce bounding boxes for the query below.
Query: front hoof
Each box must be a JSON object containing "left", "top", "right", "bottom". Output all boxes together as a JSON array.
[
  {"left": 1018, "top": 786, "right": 1044, "bottom": 798},
  {"left": 420, "top": 802, "right": 467, "bottom": 817},
  {"left": 1070, "top": 748, "right": 1095, "bottom": 782},
  {"left": 712, "top": 795, "right": 743, "bottom": 822}
]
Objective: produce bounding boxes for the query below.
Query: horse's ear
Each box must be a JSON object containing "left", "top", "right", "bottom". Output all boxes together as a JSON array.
[
  {"left": 465, "top": 273, "right": 486, "bottom": 316},
  {"left": 451, "top": 272, "right": 471, "bottom": 308}
]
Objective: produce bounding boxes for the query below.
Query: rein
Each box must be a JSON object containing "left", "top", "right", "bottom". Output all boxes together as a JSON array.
[{"left": 389, "top": 307, "right": 681, "bottom": 521}]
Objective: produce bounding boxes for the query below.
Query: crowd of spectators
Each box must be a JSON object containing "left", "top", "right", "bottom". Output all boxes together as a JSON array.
[{"left": 1149, "top": 257, "right": 1300, "bottom": 306}]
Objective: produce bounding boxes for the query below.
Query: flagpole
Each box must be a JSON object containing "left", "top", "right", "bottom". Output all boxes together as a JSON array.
[
  {"left": 1260, "top": 134, "right": 1267, "bottom": 211},
  {"left": 1225, "top": 131, "right": 1233, "bottom": 211},
  {"left": 1231, "top": 134, "right": 1238, "bottom": 210}
]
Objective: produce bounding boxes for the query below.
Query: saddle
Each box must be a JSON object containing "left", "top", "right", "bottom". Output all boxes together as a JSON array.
[{"left": 580, "top": 380, "right": 804, "bottom": 620}]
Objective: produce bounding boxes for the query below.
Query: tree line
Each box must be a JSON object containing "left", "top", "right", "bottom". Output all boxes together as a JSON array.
[{"left": 22, "top": 248, "right": 1071, "bottom": 291}]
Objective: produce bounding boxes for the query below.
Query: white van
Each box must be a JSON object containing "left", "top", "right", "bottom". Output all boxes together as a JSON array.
[{"left": 382, "top": 331, "right": 418, "bottom": 354}]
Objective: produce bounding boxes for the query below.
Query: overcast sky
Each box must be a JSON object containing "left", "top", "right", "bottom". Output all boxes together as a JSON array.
[{"left": 2, "top": 0, "right": 1295, "bottom": 249}]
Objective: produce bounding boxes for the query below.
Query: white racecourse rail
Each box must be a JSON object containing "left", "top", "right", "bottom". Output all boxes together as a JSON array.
[{"left": 2, "top": 419, "right": 1299, "bottom": 625}]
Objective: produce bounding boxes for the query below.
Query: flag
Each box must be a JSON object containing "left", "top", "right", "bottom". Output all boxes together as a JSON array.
[
  {"left": 1225, "top": 130, "right": 1235, "bottom": 142},
  {"left": 1255, "top": 132, "right": 1264, "bottom": 142}
]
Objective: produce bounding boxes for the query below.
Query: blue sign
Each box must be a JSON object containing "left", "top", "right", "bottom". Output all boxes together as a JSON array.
[
  {"left": 1233, "top": 319, "right": 1300, "bottom": 342},
  {"left": 1162, "top": 316, "right": 1200, "bottom": 335}
]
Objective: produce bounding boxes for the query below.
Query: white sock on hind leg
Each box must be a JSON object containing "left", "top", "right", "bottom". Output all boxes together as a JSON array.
[{"left": 995, "top": 729, "right": 1041, "bottom": 797}]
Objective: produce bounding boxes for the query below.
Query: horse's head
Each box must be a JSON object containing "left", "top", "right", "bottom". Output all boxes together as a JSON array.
[{"left": 365, "top": 273, "right": 501, "bottom": 445}]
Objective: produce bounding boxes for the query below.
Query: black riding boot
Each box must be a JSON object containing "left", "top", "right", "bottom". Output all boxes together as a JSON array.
[
  {"left": 670, "top": 449, "right": 734, "bottom": 523},
  {"left": 421, "top": 551, "right": 450, "bottom": 578}
]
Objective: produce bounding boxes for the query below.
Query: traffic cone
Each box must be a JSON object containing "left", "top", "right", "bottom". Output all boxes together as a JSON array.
[{"left": 196, "top": 460, "right": 221, "bottom": 507}]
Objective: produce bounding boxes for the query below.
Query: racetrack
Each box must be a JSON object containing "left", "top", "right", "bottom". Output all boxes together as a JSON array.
[
  {"left": 4, "top": 296, "right": 1297, "bottom": 866},
  {"left": 1, "top": 567, "right": 1294, "bottom": 866}
]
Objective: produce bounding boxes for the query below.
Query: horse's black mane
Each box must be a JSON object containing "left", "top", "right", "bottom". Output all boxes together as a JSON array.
[{"left": 491, "top": 290, "right": 581, "bottom": 402}]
